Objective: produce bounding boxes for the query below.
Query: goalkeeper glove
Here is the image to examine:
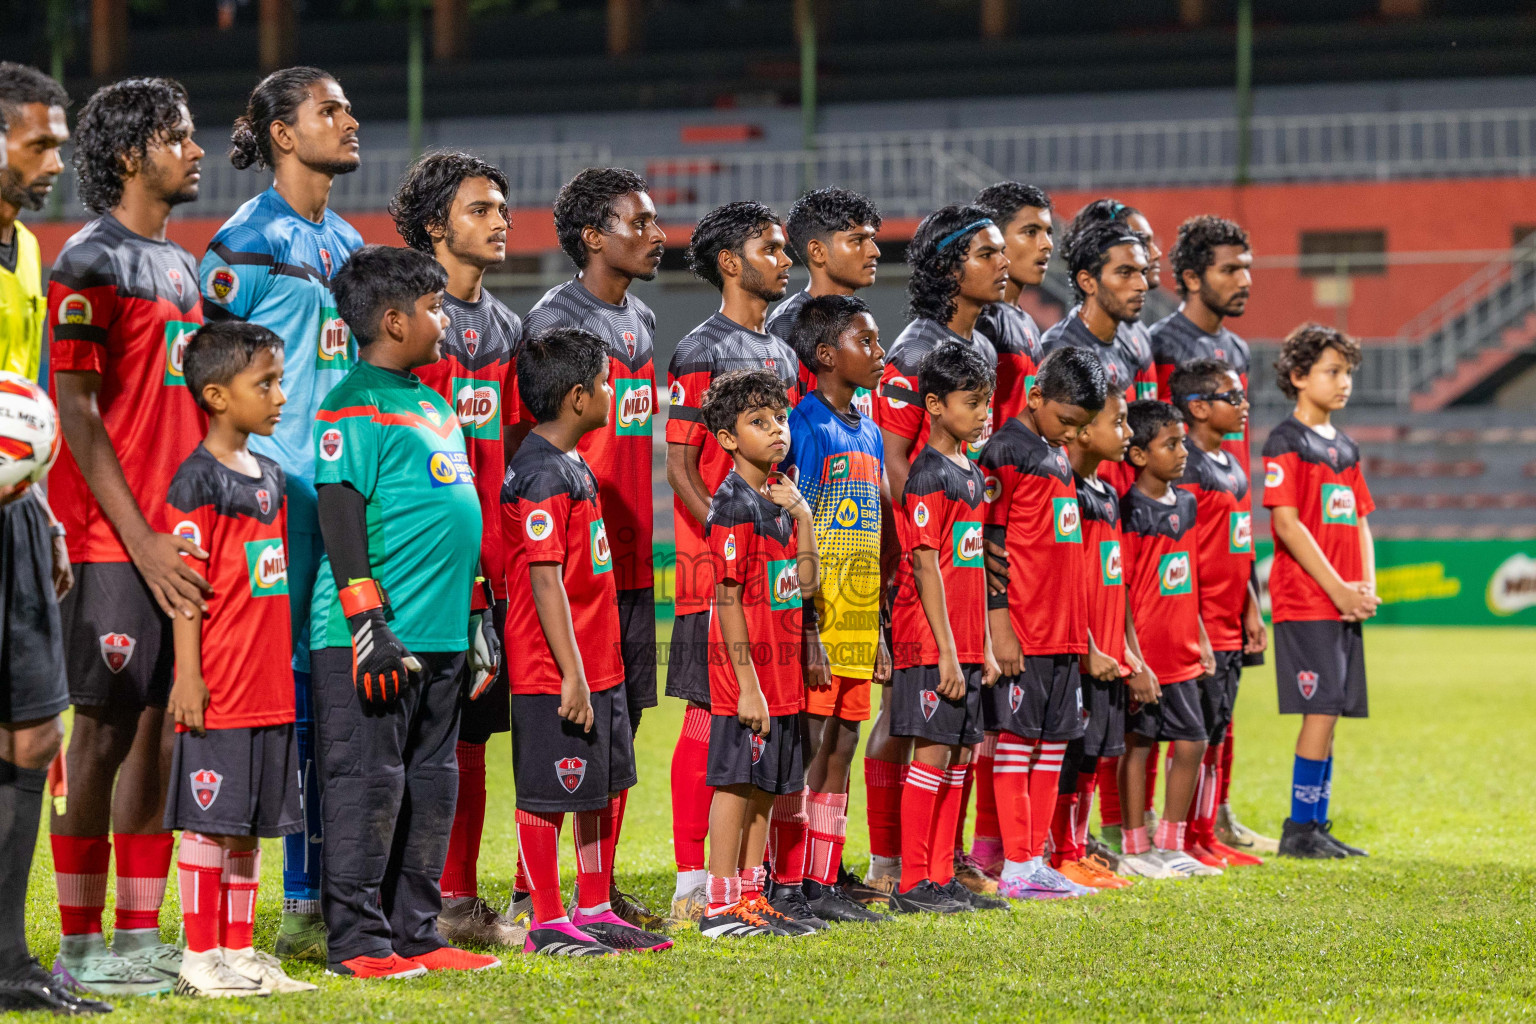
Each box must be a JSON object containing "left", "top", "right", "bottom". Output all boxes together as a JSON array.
[
  {"left": 340, "top": 578, "right": 420, "bottom": 703},
  {"left": 467, "top": 576, "right": 500, "bottom": 700}
]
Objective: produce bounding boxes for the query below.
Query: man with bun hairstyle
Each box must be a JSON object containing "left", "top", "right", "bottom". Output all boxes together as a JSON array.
[{"left": 198, "top": 67, "right": 363, "bottom": 960}]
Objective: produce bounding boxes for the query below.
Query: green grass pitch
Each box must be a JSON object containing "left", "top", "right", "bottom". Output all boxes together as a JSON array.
[{"left": 12, "top": 626, "right": 1535, "bottom": 1022}]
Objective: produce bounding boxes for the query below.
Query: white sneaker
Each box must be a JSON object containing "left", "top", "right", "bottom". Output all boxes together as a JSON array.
[
  {"left": 173, "top": 949, "right": 267, "bottom": 998},
  {"left": 1155, "top": 849, "right": 1222, "bottom": 877},
  {"left": 1117, "top": 852, "right": 1178, "bottom": 880},
  {"left": 223, "top": 947, "right": 317, "bottom": 994}
]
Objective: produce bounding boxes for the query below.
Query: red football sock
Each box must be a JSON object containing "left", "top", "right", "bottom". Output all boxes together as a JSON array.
[
  {"left": 113, "top": 832, "right": 173, "bottom": 932},
  {"left": 768, "top": 789, "right": 808, "bottom": 886},
  {"left": 1154, "top": 817, "right": 1186, "bottom": 851},
  {"left": 1123, "top": 824, "right": 1151, "bottom": 855},
  {"left": 1048, "top": 792, "right": 1078, "bottom": 868},
  {"left": 613, "top": 789, "right": 628, "bottom": 847},
  {"left": 440, "top": 740, "right": 487, "bottom": 899},
  {"left": 951, "top": 752, "right": 975, "bottom": 850},
  {"left": 1027, "top": 743, "right": 1067, "bottom": 860},
  {"left": 899, "top": 762, "right": 944, "bottom": 890},
  {"left": 669, "top": 706, "right": 713, "bottom": 872},
  {"left": 515, "top": 809, "right": 566, "bottom": 923},
  {"left": 1097, "top": 756, "right": 1123, "bottom": 828},
  {"left": 705, "top": 872, "right": 739, "bottom": 912},
  {"left": 1218, "top": 721, "right": 1235, "bottom": 806},
  {"left": 1187, "top": 744, "right": 1221, "bottom": 846},
  {"left": 52, "top": 834, "right": 109, "bottom": 936},
  {"left": 573, "top": 800, "right": 614, "bottom": 912},
  {"left": 930, "top": 764, "right": 968, "bottom": 885},
  {"left": 972, "top": 733, "right": 1000, "bottom": 843},
  {"left": 602, "top": 794, "right": 623, "bottom": 889},
  {"left": 864, "top": 757, "right": 905, "bottom": 860},
  {"left": 1074, "top": 759, "right": 1098, "bottom": 855},
  {"left": 804, "top": 790, "right": 847, "bottom": 886},
  {"left": 175, "top": 832, "right": 222, "bottom": 954},
  {"left": 220, "top": 847, "right": 259, "bottom": 950},
  {"left": 739, "top": 864, "right": 767, "bottom": 900},
  {"left": 1145, "top": 743, "right": 1160, "bottom": 815},
  {"left": 993, "top": 732, "right": 1035, "bottom": 864}
]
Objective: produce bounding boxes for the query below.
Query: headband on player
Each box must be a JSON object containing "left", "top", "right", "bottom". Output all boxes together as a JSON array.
[{"left": 936, "top": 218, "right": 994, "bottom": 252}]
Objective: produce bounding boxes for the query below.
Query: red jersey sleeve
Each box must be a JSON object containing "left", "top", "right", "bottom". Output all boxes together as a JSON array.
[
  {"left": 665, "top": 354, "right": 712, "bottom": 447},
  {"left": 47, "top": 271, "right": 117, "bottom": 375},
  {"left": 901, "top": 486, "right": 946, "bottom": 551},
  {"left": 1154, "top": 358, "right": 1177, "bottom": 403},
  {"left": 519, "top": 493, "right": 572, "bottom": 563},
  {"left": 164, "top": 500, "right": 215, "bottom": 584},
  {"left": 1261, "top": 451, "right": 1302, "bottom": 509},
  {"left": 875, "top": 361, "right": 925, "bottom": 445},
  {"left": 1350, "top": 463, "right": 1375, "bottom": 517},
  {"left": 709, "top": 517, "right": 753, "bottom": 586}
]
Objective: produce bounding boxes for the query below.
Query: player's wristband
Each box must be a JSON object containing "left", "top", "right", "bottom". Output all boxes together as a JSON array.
[
  {"left": 340, "top": 578, "right": 385, "bottom": 618},
  {"left": 471, "top": 575, "right": 491, "bottom": 613}
]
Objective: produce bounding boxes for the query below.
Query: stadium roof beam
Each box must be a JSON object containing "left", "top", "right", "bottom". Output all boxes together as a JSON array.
[
  {"left": 608, "top": 0, "right": 641, "bottom": 57},
  {"left": 259, "top": 0, "right": 296, "bottom": 72},
  {"left": 435, "top": 0, "right": 467, "bottom": 61},
  {"left": 89, "top": 0, "right": 126, "bottom": 77}
]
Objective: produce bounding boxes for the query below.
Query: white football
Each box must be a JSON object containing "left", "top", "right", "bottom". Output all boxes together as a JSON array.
[{"left": 0, "top": 372, "right": 60, "bottom": 491}]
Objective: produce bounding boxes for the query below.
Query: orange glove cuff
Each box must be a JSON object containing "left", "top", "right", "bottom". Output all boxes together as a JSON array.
[{"left": 340, "top": 578, "right": 384, "bottom": 618}]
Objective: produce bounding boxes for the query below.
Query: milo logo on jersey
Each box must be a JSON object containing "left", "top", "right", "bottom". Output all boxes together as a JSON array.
[
  {"left": 952, "top": 521, "right": 983, "bottom": 568},
  {"left": 1321, "top": 483, "right": 1357, "bottom": 525},
  {"left": 767, "top": 558, "right": 801, "bottom": 611},
  {"left": 453, "top": 378, "right": 501, "bottom": 439},
  {"left": 243, "top": 538, "right": 289, "bottom": 596},
  {"left": 1229, "top": 511, "right": 1253, "bottom": 554},
  {"left": 1137, "top": 381, "right": 1159, "bottom": 400},
  {"left": 614, "top": 378, "right": 654, "bottom": 437},
  {"left": 162, "top": 321, "right": 199, "bottom": 386},
  {"left": 1100, "top": 540, "right": 1122, "bottom": 587},
  {"left": 1053, "top": 497, "right": 1083, "bottom": 543},
  {"left": 316, "top": 306, "right": 351, "bottom": 369},
  {"left": 428, "top": 450, "right": 474, "bottom": 487},
  {"left": 1158, "top": 551, "right": 1193, "bottom": 595},
  {"left": 589, "top": 518, "right": 613, "bottom": 575},
  {"left": 852, "top": 386, "right": 873, "bottom": 418}
]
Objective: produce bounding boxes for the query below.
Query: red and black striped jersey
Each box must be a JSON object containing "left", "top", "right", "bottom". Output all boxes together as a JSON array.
[
  {"left": 48, "top": 215, "right": 205, "bottom": 563},
  {"left": 416, "top": 289, "right": 522, "bottom": 599},
  {"left": 164, "top": 446, "right": 292, "bottom": 730},
  {"left": 1077, "top": 471, "right": 1130, "bottom": 676},
  {"left": 501, "top": 433, "right": 623, "bottom": 696},
  {"left": 526, "top": 279, "right": 658, "bottom": 593},
  {"left": 892, "top": 445, "right": 988, "bottom": 668},
  {"left": 1178, "top": 443, "right": 1254, "bottom": 651},
  {"left": 980, "top": 417, "right": 1087, "bottom": 656},
  {"left": 1151, "top": 310, "right": 1254, "bottom": 490},
  {"left": 1261, "top": 417, "right": 1375, "bottom": 623},
  {"left": 977, "top": 299, "right": 1044, "bottom": 424},
  {"left": 706, "top": 470, "right": 805, "bottom": 716},
  {"left": 665, "top": 312, "right": 800, "bottom": 616},
  {"left": 875, "top": 318, "right": 997, "bottom": 462},
  {"left": 1041, "top": 313, "right": 1150, "bottom": 494},
  {"left": 1120, "top": 486, "right": 1203, "bottom": 684}
]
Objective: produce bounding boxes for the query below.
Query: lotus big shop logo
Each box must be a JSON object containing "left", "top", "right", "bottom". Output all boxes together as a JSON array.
[
  {"left": 919, "top": 689, "right": 939, "bottom": 721},
  {"left": 555, "top": 757, "right": 586, "bottom": 793}
]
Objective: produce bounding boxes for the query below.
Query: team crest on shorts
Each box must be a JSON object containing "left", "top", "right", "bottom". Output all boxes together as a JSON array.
[
  {"left": 919, "top": 689, "right": 939, "bottom": 721},
  {"left": 99, "top": 633, "right": 135, "bottom": 674},
  {"left": 749, "top": 734, "right": 766, "bottom": 765},
  {"left": 1009, "top": 682, "right": 1024, "bottom": 714},
  {"left": 190, "top": 769, "right": 222, "bottom": 810},
  {"left": 556, "top": 756, "right": 587, "bottom": 793},
  {"left": 256, "top": 489, "right": 272, "bottom": 515},
  {"left": 1297, "top": 671, "right": 1319, "bottom": 700}
]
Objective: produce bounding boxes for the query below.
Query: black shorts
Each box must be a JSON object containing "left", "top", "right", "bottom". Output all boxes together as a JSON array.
[
  {"left": 889, "top": 663, "right": 985, "bottom": 747},
  {"left": 1128, "top": 679, "right": 1208, "bottom": 742},
  {"left": 1274, "top": 619, "right": 1368, "bottom": 718},
  {"left": 1080, "top": 673, "right": 1128, "bottom": 759},
  {"left": 0, "top": 494, "right": 68, "bottom": 723},
  {"left": 59, "top": 562, "right": 173, "bottom": 710},
  {"left": 986, "top": 655, "right": 1084, "bottom": 743},
  {"left": 706, "top": 712, "right": 804, "bottom": 795},
  {"left": 618, "top": 588, "right": 658, "bottom": 715},
  {"left": 510, "top": 683, "right": 637, "bottom": 813},
  {"left": 458, "top": 599, "right": 510, "bottom": 745},
  {"left": 163, "top": 723, "right": 302, "bottom": 837},
  {"left": 663, "top": 610, "right": 710, "bottom": 708},
  {"left": 1199, "top": 650, "right": 1243, "bottom": 744}
]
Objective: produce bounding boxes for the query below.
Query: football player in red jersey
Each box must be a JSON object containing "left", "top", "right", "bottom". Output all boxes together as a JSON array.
[
  {"left": 1265, "top": 325, "right": 1376, "bottom": 859},
  {"left": 47, "top": 78, "right": 209, "bottom": 997},
  {"left": 390, "top": 151, "right": 524, "bottom": 948}
]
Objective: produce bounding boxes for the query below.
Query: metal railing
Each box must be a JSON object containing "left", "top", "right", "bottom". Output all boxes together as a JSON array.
[{"left": 1249, "top": 339, "right": 1416, "bottom": 410}]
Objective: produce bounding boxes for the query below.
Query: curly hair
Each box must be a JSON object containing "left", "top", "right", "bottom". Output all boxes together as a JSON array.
[
  {"left": 1060, "top": 197, "right": 1142, "bottom": 261},
  {"left": 1273, "top": 322, "right": 1361, "bottom": 400},
  {"left": 1168, "top": 215, "right": 1250, "bottom": 296},
  {"left": 686, "top": 201, "right": 780, "bottom": 291},
  {"left": 701, "top": 367, "right": 790, "bottom": 435},
  {"left": 230, "top": 66, "right": 334, "bottom": 171},
  {"left": 972, "top": 181, "right": 1052, "bottom": 227},
  {"left": 73, "top": 77, "right": 190, "bottom": 215},
  {"left": 552, "top": 167, "right": 650, "bottom": 269},
  {"left": 784, "top": 187, "right": 882, "bottom": 264},
  {"left": 1064, "top": 218, "right": 1144, "bottom": 301},
  {"left": 905, "top": 203, "right": 995, "bottom": 323},
  {"left": 389, "top": 150, "right": 510, "bottom": 254},
  {"left": 0, "top": 62, "right": 70, "bottom": 123}
]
